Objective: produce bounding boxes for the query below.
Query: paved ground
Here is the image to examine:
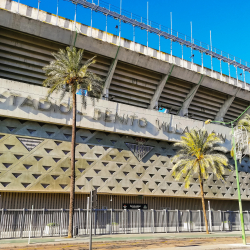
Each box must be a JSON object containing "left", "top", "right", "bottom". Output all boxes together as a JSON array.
[{"left": 1, "top": 232, "right": 250, "bottom": 249}]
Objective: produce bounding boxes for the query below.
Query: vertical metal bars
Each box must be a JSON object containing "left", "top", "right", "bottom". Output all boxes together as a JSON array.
[
  {"left": 0, "top": 209, "right": 249, "bottom": 238},
  {"left": 67, "top": 0, "right": 250, "bottom": 74}
]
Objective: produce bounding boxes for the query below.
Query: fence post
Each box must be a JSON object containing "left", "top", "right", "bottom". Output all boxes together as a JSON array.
[
  {"left": 110, "top": 209, "right": 112, "bottom": 234},
  {"left": 248, "top": 211, "right": 250, "bottom": 231},
  {"left": 40, "top": 208, "right": 45, "bottom": 238},
  {"left": 151, "top": 209, "right": 154, "bottom": 233},
  {"left": 28, "top": 206, "right": 34, "bottom": 244},
  {"left": 228, "top": 211, "right": 231, "bottom": 231},
  {"left": 94, "top": 209, "right": 97, "bottom": 235},
  {"left": 238, "top": 210, "right": 241, "bottom": 231},
  {"left": 78, "top": 208, "right": 81, "bottom": 235},
  {"left": 20, "top": 208, "right": 25, "bottom": 238},
  {"left": 199, "top": 210, "right": 202, "bottom": 232},
  {"left": 121, "top": 209, "right": 123, "bottom": 234},
  {"left": 86, "top": 197, "right": 89, "bottom": 235},
  {"left": 176, "top": 209, "right": 179, "bottom": 233},
  {"left": 165, "top": 209, "right": 168, "bottom": 233},
  {"left": 188, "top": 210, "right": 191, "bottom": 232},
  {"left": 59, "top": 208, "right": 63, "bottom": 237},
  {"left": 0, "top": 208, "right": 4, "bottom": 239},
  {"left": 208, "top": 206, "right": 212, "bottom": 232},
  {"left": 218, "top": 210, "right": 222, "bottom": 231},
  {"left": 138, "top": 209, "right": 140, "bottom": 234},
  {"left": 244, "top": 210, "right": 247, "bottom": 232},
  {"left": 222, "top": 211, "right": 224, "bottom": 231},
  {"left": 124, "top": 209, "right": 127, "bottom": 234},
  {"left": 230, "top": 211, "right": 233, "bottom": 231}
]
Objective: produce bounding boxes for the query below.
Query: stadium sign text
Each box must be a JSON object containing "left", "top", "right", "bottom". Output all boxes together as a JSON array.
[{"left": 0, "top": 91, "right": 226, "bottom": 140}]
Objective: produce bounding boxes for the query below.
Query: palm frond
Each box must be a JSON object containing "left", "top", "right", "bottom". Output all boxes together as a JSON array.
[
  {"left": 171, "top": 128, "right": 230, "bottom": 189},
  {"left": 42, "top": 46, "right": 104, "bottom": 102}
]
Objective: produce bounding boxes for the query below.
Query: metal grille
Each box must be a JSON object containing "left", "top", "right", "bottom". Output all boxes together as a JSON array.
[
  {"left": 0, "top": 209, "right": 249, "bottom": 239},
  {"left": 190, "top": 210, "right": 201, "bottom": 232},
  {"left": 179, "top": 210, "right": 190, "bottom": 232},
  {"left": 154, "top": 210, "right": 167, "bottom": 233}
]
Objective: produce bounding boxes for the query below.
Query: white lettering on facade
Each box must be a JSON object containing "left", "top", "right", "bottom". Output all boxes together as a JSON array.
[
  {"left": 138, "top": 118, "right": 147, "bottom": 128},
  {"left": 0, "top": 91, "right": 20, "bottom": 105},
  {"left": 0, "top": 91, "right": 227, "bottom": 140},
  {"left": 130, "top": 114, "right": 138, "bottom": 126},
  {"left": 156, "top": 119, "right": 167, "bottom": 131},
  {"left": 38, "top": 98, "right": 53, "bottom": 111},
  {"left": 20, "top": 96, "right": 36, "bottom": 109},
  {"left": 93, "top": 108, "right": 102, "bottom": 120},
  {"left": 115, "top": 113, "right": 129, "bottom": 124},
  {"left": 104, "top": 109, "right": 113, "bottom": 122},
  {"left": 59, "top": 102, "right": 71, "bottom": 114}
]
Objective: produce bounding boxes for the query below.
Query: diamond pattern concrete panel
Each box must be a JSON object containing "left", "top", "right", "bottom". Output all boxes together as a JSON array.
[{"left": 0, "top": 117, "right": 249, "bottom": 201}]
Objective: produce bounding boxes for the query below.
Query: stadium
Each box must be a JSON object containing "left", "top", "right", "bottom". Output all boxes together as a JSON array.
[{"left": 1, "top": 0, "right": 250, "bottom": 216}]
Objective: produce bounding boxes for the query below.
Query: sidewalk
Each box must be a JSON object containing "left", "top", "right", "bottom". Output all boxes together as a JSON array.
[{"left": 0, "top": 231, "right": 250, "bottom": 249}]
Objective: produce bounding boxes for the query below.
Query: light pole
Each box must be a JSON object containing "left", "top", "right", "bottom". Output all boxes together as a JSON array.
[
  {"left": 37, "top": 0, "right": 41, "bottom": 20},
  {"left": 119, "top": 0, "right": 122, "bottom": 45},
  {"left": 205, "top": 105, "right": 250, "bottom": 245}
]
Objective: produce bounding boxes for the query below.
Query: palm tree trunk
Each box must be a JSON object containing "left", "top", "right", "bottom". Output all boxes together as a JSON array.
[
  {"left": 68, "top": 91, "right": 76, "bottom": 238},
  {"left": 199, "top": 174, "right": 209, "bottom": 234}
]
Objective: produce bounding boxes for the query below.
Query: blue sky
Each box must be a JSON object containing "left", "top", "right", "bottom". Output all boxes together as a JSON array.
[{"left": 17, "top": 0, "right": 250, "bottom": 82}]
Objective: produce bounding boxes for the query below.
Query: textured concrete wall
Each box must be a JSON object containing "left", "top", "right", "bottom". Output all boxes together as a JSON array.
[{"left": 0, "top": 114, "right": 249, "bottom": 202}]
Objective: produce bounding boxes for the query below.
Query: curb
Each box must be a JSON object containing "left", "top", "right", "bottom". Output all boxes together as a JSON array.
[{"left": 0, "top": 234, "right": 248, "bottom": 249}]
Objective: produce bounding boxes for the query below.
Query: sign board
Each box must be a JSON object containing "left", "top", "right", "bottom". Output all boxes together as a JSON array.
[{"left": 122, "top": 204, "right": 148, "bottom": 210}]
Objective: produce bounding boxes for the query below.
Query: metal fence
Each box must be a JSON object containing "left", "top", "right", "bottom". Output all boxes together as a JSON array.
[{"left": 0, "top": 208, "right": 249, "bottom": 239}]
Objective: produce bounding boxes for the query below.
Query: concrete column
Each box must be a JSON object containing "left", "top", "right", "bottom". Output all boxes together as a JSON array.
[
  {"left": 70, "top": 31, "right": 77, "bottom": 48},
  {"left": 215, "top": 96, "right": 235, "bottom": 122},
  {"left": 244, "top": 104, "right": 250, "bottom": 116},
  {"left": 215, "top": 89, "right": 239, "bottom": 121},
  {"left": 148, "top": 65, "right": 174, "bottom": 110},
  {"left": 178, "top": 75, "right": 204, "bottom": 117},
  {"left": 102, "top": 59, "right": 118, "bottom": 98}
]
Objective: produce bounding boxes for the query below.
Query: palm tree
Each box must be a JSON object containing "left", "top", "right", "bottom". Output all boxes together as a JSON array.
[
  {"left": 43, "top": 47, "right": 104, "bottom": 238},
  {"left": 171, "top": 129, "right": 231, "bottom": 234},
  {"left": 238, "top": 114, "right": 250, "bottom": 132}
]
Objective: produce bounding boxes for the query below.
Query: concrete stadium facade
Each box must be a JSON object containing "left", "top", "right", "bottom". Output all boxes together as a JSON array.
[{"left": 0, "top": 0, "right": 250, "bottom": 210}]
